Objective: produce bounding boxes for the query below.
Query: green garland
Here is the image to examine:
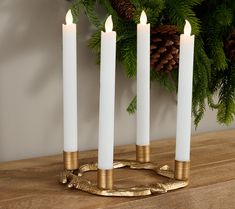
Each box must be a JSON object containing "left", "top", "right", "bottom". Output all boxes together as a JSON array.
[{"left": 70, "top": 0, "right": 235, "bottom": 126}]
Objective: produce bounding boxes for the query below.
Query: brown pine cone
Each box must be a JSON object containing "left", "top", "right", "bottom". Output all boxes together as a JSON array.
[
  {"left": 111, "top": 0, "right": 135, "bottom": 21},
  {"left": 224, "top": 30, "right": 235, "bottom": 63},
  {"left": 151, "top": 25, "right": 180, "bottom": 73}
]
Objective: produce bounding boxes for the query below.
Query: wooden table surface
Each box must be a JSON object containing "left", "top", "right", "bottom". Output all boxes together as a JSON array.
[{"left": 0, "top": 130, "right": 235, "bottom": 209}]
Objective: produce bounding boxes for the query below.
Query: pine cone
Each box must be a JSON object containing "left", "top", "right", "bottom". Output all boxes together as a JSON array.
[
  {"left": 111, "top": 0, "right": 135, "bottom": 21},
  {"left": 150, "top": 25, "right": 180, "bottom": 73},
  {"left": 224, "top": 30, "right": 235, "bottom": 63}
]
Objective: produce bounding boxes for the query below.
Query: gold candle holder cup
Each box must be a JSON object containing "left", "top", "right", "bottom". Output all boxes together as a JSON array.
[
  {"left": 97, "top": 169, "right": 113, "bottom": 190},
  {"left": 63, "top": 151, "right": 79, "bottom": 170},
  {"left": 136, "top": 145, "right": 150, "bottom": 163},
  {"left": 174, "top": 160, "right": 190, "bottom": 180}
]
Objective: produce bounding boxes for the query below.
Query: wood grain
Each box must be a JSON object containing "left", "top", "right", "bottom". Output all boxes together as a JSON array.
[{"left": 0, "top": 129, "right": 235, "bottom": 209}]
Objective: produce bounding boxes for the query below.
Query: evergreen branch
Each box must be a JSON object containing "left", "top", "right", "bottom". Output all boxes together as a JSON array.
[
  {"left": 71, "top": 0, "right": 82, "bottom": 20},
  {"left": 133, "top": 7, "right": 162, "bottom": 26},
  {"left": 210, "top": 41, "right": 228, "bottom": 70},
  {"left": 127, "top": 96, "right": 137, "bottom": 114},
  {"left": 71, "top": 0, "right": 101, "bottom": 27},
  {"left": 217, "top": 64, "right": 235, "bottom": 125},
  {"left": 151, "top": 70, "right": 176, "bottom": 92},
  {"left": 82, "top": 0, "right": 101, "bottom": 28},
  {"left": 118, "top": 37, "right": 137, "bottom": 78},
  {"left": 214, "top": 4, "right": 233, "bottom": 27},
  {"left": 201, "top": 2, "right": 233, "bottom": 71},
  {"left": 88, "top": 30, "right": 101, "bottom": 63},
  {"left": 192, "top": 38, "right": 212, "bottom": 127},
  {"left": 88, "top": 30, "right": 101, "bottom": 53},
  {"left": 207, "top": 94, "right": 219, "bottom": 109},
  {"left": 127, "top": 70, "right": 177, "bottom": 115},
  {"left": 165, "top": 0, "right": 201, "bottom": 35},
  {"left": 99, "top": 0, "right": 117, "bottom": 16},
  {"left": 130, "top": 0, "right": 141, "bottom": 8}
]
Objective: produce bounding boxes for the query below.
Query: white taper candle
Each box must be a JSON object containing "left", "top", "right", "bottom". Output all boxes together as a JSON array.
[
  {"left": 137, "top": 11, "right": 150, "bottom": 146},
  {"left": 62, "top": 10, "right": 78, "bottom": 152},
  {"left": 175, "top": 20, "right": 195, "bottom": 161},
  {"left": 98, "top": 16, "right": 117, "bottom": 170}
]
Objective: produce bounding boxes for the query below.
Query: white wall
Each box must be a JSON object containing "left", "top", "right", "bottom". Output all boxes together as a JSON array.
[{"left": 0, "top": 0, "right": 234, "bottom": 162}]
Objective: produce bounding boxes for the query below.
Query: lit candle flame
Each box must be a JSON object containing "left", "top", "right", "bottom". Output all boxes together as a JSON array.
[
  {"left": 140, "top": 11, "right": 147, "bottom": 25},
  {"left": 105, "top": 15, "right": 113, "bottom": 33},
  {"left": 65, "top": 10, "right": 73, "bottom": 25},
  {"left": 184, "top": 20, "right": 191, "bottom": 36}
]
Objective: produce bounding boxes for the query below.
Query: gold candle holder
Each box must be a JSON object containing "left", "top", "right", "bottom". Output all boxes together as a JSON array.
[
  {"left": 136, "top": 145, "right": 150, "bottom": 163},
  {"left": 63, "top": 151, "right": 79, "bottom": 170},
  {"left": 59, "top": 161, "right": 189, "bottom": 196},
  {"left": 174, "top": 160, "right": 190, "bottom": 180},
  {"left": 97, "top": 169, "right": 113, "bottom": 190},
  {"left": 59, "top": 144, "right": 190, "bottom": 197}
]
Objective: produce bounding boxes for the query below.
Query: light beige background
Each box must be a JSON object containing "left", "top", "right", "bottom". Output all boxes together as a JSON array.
[{"left": 0, "top": 0, "right": 234, "bottom": 162}]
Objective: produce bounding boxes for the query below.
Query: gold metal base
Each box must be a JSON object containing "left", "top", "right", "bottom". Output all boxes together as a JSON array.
[
  {"left": 59, "top": 161, "right": 188, "bottom": 197},
  {"left": 97, "top": 169, "right": 113, "bottom": 190},
  {"left": 63, "top": 151, "right": 79, "bottom": 170},
  {"left": 174, "top": 160, "right": 190, "bottom": 180},
  {"left": 136, "top": 145, "right": 150, "bottom": 163}
]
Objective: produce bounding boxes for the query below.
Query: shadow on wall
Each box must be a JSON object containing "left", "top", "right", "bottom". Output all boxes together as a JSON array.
[{"left": 0, "top": 0, "right": 69, "bottom": 161}]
